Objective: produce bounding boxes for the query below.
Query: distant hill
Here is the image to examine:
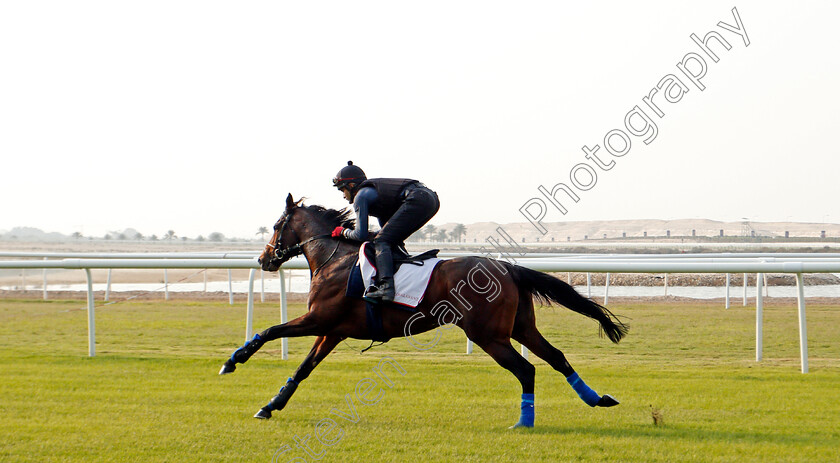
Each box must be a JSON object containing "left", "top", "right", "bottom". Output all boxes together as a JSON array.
[
  {"left": 3, "top": 219, "right": 839, "bottom": 244},
  {"left": 432, "top": 219, "right": 840, "bottom": 243},
  {"left": 0, "top": 227, "right": 245, "bottom": 242},
  {"left": 1, "top": 227, "right": 69, "bottom": 241}
]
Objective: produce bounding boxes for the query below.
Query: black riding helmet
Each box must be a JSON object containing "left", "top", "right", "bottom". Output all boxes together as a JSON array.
[{"left": 332, "top": 161, "right": 367, "bottom": 190}]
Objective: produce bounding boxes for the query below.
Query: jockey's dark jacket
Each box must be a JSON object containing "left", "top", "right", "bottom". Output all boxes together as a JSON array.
[{"left": 343, "top": 178, "right": 419, "bottom": 242}]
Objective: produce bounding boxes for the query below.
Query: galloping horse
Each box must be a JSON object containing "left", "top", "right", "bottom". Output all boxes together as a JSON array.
[{"left": 220, "top": 194, "right": 628, "bottom": 428}]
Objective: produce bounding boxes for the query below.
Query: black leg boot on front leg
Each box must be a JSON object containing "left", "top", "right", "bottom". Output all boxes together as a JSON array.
[
  {"left": 365, "top": 242, "right": 395, "bottom": 302},
  {"left": 254, "top": 378, "right": 299, "bottom": 419},
  {"left": 219, "top": 333, "right": 265, "bottom": 375}
]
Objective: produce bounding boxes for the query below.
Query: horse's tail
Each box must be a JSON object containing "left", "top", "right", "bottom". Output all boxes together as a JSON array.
[{"left": 506, "top": 263, "right": 628, "bottom": 343}]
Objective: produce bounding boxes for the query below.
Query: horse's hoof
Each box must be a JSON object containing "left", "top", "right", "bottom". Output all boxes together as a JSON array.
[
  {"left": 219, "top": 360, "right": 236, "bottom": 375},
  {"left": 597, "top": 394, "right": 620, "bottom": 407},
  {"left": 254, "top": 407, "right": 272, "bottom": 419}
]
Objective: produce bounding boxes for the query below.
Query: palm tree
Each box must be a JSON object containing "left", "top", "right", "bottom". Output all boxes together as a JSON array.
[
  {"left": 451, "top": 224, "right": 466, "bottom": 243},
  {"left": 407, "top": 229, "right": 425, "bottom": 242},
  {"left": 256, "top": 226, "right": 269, "bottom": 241},
  {"left": 423, "top": 224, "right": 437, "bottom": 242},
  {"left": 164, "top": 230, "right": 177, "bottom": 241},
  {"left": 435, "top": 228, "right": 448, "bottom": 242},
  {"left": 448, "top": 230, "right": 458, "bottom": 242}
]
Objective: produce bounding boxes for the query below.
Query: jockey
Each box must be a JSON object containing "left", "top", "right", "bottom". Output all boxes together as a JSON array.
[{"left": 331, "top": 161, "right": 440, "bottom": 302}]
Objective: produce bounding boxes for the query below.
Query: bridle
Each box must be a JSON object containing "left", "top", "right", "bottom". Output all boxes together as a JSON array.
[
  {"left": 267, "top": 211, "right": 338, "bottom": 275},
  {"left": 267, "top": 234, "right": 331, "bottom": 264}
]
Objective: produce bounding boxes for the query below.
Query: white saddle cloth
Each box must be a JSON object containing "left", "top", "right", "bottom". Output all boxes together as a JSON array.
[{"left": 359, "top": 242, "right": 442, "bottom": 308}]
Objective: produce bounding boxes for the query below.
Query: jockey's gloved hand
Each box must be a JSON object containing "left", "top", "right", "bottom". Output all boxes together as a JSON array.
[{"left": 331, "top": 226, "right": 346, "bottom": 238}]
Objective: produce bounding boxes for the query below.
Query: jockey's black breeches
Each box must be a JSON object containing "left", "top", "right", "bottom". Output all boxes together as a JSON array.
[{"left": 374, "top": 184, "right": 439, "bottom": 247}]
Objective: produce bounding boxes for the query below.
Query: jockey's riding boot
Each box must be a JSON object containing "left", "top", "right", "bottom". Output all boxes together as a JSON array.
[
  {"left": 366, "top": 242, "right": 395, "bottom": 302},
  {"left": 394, "top": 242, "right": 410, "bottom": 260}
]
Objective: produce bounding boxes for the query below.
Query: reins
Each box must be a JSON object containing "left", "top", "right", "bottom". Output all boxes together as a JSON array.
[
  {"left": 312, "top": 240, "right": 342, "bottom": 276},
  {"left": 269, "top": 233, "right": 329, "bottom": 260},
  {"left": 269, "top": 233, "right": 341, "bottom": 276},
  {"left": 267, "top": 203, "right": 356, "bottom": 276}
]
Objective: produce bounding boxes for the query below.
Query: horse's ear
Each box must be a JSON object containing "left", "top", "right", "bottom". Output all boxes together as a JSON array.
[{"left": 285, "top": 193, "right": 295, "bottom": 212}]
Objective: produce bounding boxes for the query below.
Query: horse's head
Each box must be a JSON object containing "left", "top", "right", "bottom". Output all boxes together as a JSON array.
[
  {"left": 258, "top": 193, "right": 355, "bottom": 272},
  {"left": 258, "top": 193, "right": 303, "bottom": 272}
]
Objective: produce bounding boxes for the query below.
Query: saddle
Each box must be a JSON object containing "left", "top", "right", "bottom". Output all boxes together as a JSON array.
[
  {"left": 362, "top": 243, "right": 440, "bottom": 274},
  {"left": 346, "top": 246, "right": 441, "bottom": 343}
]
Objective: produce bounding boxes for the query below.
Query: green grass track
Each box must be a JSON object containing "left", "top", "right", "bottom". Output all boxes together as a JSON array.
[{"left": 1, "top": 298, "right": 839, "bottom": 462}]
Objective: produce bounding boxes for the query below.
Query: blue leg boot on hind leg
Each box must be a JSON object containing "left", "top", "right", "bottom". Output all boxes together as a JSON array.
[
  {"left": 509, "top": 393, "right": 535, "bottom": 429},
  {"left": 566, "top": 372, "right": 620, "bottom": 407}
]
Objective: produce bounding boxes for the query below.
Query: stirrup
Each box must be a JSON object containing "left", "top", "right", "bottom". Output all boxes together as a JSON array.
[{"left": 364, "top": 280, "right": 395, "bottom": 302}]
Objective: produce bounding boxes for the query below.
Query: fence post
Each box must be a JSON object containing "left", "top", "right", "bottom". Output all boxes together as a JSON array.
[
  {"left": 725, "top": 273, "right": 730, "bottom": 309},
  {"left": 84, "top": 268, "right": 96, "bottom": 357},
  {"left": 228, "top": 269, "right": 234, "bottom": 305},
  {"left": 604, "top": 272, "right": 610, "bottom": 305},
  {"left": 795, "top": 273, "right": 809, "bottom": 373},
  {"left": 105, "top": 269, "right": 113, "bottom": 302},
  {"left": 42, "top": 257, "right": 48, "bottom": 300},
  {"left": 246, "top": 269, "right": 256, "bottom": 342},
  {"left": 279, "top": 270, "right": 288, "bottom": 360},
  {"left": 743, "top": 273, "right": 748, "bottom": 306},
  {"left": 756, "top": 272, "right": 764, "bottom": 362}
]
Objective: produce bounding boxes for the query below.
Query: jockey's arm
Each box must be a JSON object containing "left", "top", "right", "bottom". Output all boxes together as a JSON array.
[{"left": 343, "top": 186, "right": 378, "bottom": 242}]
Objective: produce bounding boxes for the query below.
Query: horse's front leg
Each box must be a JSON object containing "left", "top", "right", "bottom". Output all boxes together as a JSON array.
[
  {"left": 219, "top": 312, "right": 323, "bottom": 375},
  {"left": 254, "top": 335, "right": 343, "bottom": 419}
]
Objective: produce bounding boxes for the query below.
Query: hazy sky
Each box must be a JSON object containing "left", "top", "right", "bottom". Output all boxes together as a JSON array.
[{"left": 1, "top": 1, "right": 838, "bottom": 238}]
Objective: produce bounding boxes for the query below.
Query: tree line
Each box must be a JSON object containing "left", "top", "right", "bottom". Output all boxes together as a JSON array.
[{"left": 64, "top": 224, "right": 468, "bottom": 244}]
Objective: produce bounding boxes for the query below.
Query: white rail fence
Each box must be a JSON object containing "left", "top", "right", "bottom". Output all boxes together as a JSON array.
[{"left": 2, "top": 252, "right": 840, "bottom": 374}]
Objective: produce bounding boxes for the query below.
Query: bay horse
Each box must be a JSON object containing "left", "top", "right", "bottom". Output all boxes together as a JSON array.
[{"left": 220, "top": 194, "right": 628, "bottom": 428}]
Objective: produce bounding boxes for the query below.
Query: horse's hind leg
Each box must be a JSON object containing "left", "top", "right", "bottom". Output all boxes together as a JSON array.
[
  {"left": 473, "top": 339, "right": 536, "bottom": 428},
  {"left": 254, "top": 335, "right": 342, "bottom": 419},
  {"left": 512, "top": 320, "right": 619, "bottom": 408}
]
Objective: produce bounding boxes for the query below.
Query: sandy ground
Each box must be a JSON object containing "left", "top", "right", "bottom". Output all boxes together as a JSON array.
[
  {"left": 0, "top": 268, "right": 256, "bottom": 286},
  {"left": 0, "top": 288, "right": 311, "bottom": 303},
  {"left": 0, "top": 240, "right": 264, "bottom": 288}
]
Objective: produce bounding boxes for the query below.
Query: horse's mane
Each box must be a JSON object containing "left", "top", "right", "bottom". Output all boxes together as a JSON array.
[{"left": 301, "top": 203, "right": 355, "bottom": 228}]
